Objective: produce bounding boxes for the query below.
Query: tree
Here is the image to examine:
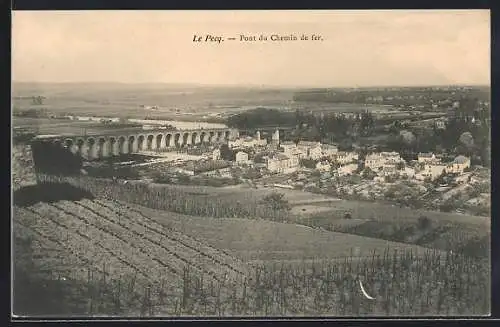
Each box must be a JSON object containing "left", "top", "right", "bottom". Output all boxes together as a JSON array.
[
  {"left": 400, "top": 130, "right": 416, "bottom": 146},
  {"left": 361, "top": 167, "right": 377, "bottom": 180},
  {"left": 417, "top": 215, "right": 432, "bottom": 230},
  {"left": 219, "top": 144, "right": 234, "bottom": 161},
  {"left": 359, "top": 111, "right": 375, "bottom": 136},
  {"left": 260, "top": 192, "right": 291, "bottom": 211},
  {"left": 338, "top": 139, "right": 354, "bottom": 151},
  {"left": 31, "top": 96, "right": 44, "bottom": 105},
  {"left": 300, "top": 158, "right": 317, "bottom": 169}
]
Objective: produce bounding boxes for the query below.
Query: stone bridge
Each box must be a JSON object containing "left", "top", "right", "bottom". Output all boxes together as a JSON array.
[{"left": 33, "top": 128, "right": 239, "bottom": 160}]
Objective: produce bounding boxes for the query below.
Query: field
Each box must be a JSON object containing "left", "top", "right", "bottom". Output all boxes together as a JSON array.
[
  {"left": 142, "top": 183, "right": 490, "bottom": 227},
  {"left": 14, "top": 192, "right": 490, "bottom": 316},
  {"left": 12, "top": 82, "right": 296, "bottom": 119},
  {"left": 117, "top": 200, "right": 437, "bottom": 263},
  {"left": 12, "top": 167, "right": 490, "bottom": 316},
  {"left": 13, "top": 117, "right": 144, "bottom": 136},
  {"left": 12, "top": 82, "right": 396, "bottom": 121},
  {"left": 14, "top": 196, "right": 250, "bottom": 316},
  {"left": 32, "top": 175, "right": 490, "bottom": 259}
]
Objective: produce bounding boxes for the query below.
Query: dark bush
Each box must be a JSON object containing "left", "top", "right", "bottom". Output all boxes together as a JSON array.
[
  {"left": 417, "top": 215, "right": 432, "bottom": 230},
  {"left": 13, "top": 183, "right": 94, "bottom": 207}
]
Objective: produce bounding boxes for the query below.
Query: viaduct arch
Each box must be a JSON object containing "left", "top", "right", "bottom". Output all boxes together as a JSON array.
[{"left": 32, "top": 128, "right": 240, "bottom": 161}]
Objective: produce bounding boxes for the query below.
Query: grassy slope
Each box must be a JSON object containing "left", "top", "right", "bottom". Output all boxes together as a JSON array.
[
  {"left": 122, "top": 201, "right": 444, "bottom": 263},
  {"left": 145, "top": 183, "right": 490, "bottom": 257}
]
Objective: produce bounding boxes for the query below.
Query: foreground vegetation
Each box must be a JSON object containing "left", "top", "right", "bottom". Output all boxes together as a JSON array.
[
  {"left": 15, "top": 212, "right": 490, "bottom": 316},
  {"left": 36, "top": 174, "right": 292, "bottom": 222},
  {"left": 13, "top": 179, "right": 490, "bottom": 316},
  {"left": 34, "top": 174, "right": 490, "bottom": 259}
]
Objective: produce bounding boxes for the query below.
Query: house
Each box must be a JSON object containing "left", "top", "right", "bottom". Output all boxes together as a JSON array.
[
  {"left": 418, "top": 152, "right": 437, "bottom": 163},
  {"left": 337, "top": 163, "right": 358, "bottom": 176},
  {"left": 415, "top": 163, "right": 447, "bottom": 181},
  {"left": 321, "top": 144, "right": 338, "bottom": 158},
  {"left": 316, "top": 160, "right": 331, "bottom": 172},
  {"left": 200, "top": 167, "right": 232, "bottom": 178},
  {"left": 401, "top": 167, "right": 416, "bottom": 179},
  {"left": 280, "top": 141, "right": 297, "bottom": 154},
  {"left": 334, "top": 151, "right": 359, "bottom": 165},
  {"left": 176, "top": 167, "right": 196, "bottom": 176},
  {"left": 445, "top": 155, "right": 471, "bottom": 174},
  {"left": 435, "top": 119, "right": 447, "bottom": 130},
  {"left": 235, "top": 151, "right": 249, "bottom": 165},
  {"left": 180, "top": 160, "right": 232, "bottom": 177},
  {"left": 365, "top": 152, "right": 402, "bottom": 171},
  {"left": 212, "top": 148, "right": 221, "bottom": 161},
  {"left": 381, "top": 151, "right": 402, "bottom": 164},
  {"left": 228, "top": 133, "right": 267, "bottom": 149},
  {"left": 379, "top": 164, "right": 398, "bottom": 177},
  {"left": 364, "top": 153, "right": 385, "bottom": 171},
  {"left": 267, "top": 153, "right": 299, "bottom": 174},
  {"left": 297, "top": 141, "right": 323, "bottom": 160}
]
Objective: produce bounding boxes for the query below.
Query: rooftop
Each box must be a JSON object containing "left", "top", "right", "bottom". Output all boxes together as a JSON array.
[
  {"left": 270, "top": 153, "right": 290, "bottom": 161},
  {"left": 297, "top": 141, "right": 321, "bottom": 147},
  {"left": 453, "top": 155, "right": 470, "bottom": 164}
]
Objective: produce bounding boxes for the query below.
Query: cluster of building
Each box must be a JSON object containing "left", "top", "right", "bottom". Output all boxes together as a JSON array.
[
  {"left": 222, "top": 130, "right": 472, "bottom": 182},
  {"left": 167, "top": 128, "right": 472, "bottom": 185},
  {"left": 414, "top": 153, "right": 471, "bottom": 181}
]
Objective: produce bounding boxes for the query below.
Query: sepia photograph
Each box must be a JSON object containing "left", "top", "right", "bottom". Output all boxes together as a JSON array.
[{"left": 11, "top": 10, "right": 491, "bottom": 318}]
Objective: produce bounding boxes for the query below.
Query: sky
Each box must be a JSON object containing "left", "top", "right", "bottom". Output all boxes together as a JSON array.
[{"left": 12, "top": 10, "right": 490, "bottom": 87}]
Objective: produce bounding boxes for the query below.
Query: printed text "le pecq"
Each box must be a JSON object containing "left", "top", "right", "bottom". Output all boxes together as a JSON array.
[{"left": 193, "top": 35, "right": 223, "bottom": 43}]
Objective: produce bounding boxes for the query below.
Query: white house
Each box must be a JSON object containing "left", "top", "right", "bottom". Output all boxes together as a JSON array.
[
  {"left": 176, "top": 167, "right": 196, "bottom": 176},
  {"left": 229, "top": 133, "right": 267, "bottom": 149},
  {"left": 235, "top": 151, "right": 249, "bottom": 165},
  {"left": 337, "top": 163, "right": 358, "bottom": 176},
  {"left": 297, "top": 141, "right": 323, "bottom": 160},
  {"left": 365, "top": 152, "right": 402, "bottom": 171},
  {"left": 445, "top": 155, "right": 471, "bottom": 174},
  {"left": 212, "top": 148, "right": 221, "bottom": 161},
  {"left": 381, "top": 152, "right": 402, "bottom": 164},
  {"left": 379, "top": 164, "right": 398, "bottom": 177},
  {"left": 267, "top": 153, "right": 299, "bottom": 174},
  {"left": 435, "top": 119, "right": 447, "bottom": 130},
  {"left": 415, "top": 163, "right": 447, "bottom": 181},
  {"left": 401, "top": 167, "right": 416, "bottom": 179},
  {"left": 321, "top": 144, "right": 338, "bottom": 158},
  {"left": 334, "top": 151, "right": 359, "bottom": 165},
  {"left": 280, "top": 141, "right": 297, "bottom": 154},
  {"left": 201, "top": 167, "right": 232, "bottom": 178},
  {"left": 316, "top": 160, "right": 331, "bottom": 172},
  {"left": 418, "top": 152, "right": 437, "bottom": 163}
]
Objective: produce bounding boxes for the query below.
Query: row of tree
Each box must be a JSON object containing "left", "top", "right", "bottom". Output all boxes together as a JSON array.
[{"left": 292, "top": 88, "right": 489, "bottom": 107}]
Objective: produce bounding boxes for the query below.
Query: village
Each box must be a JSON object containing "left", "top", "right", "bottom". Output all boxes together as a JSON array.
[{"left": 102, "top": 128, "right": 490, "bottom": 217}]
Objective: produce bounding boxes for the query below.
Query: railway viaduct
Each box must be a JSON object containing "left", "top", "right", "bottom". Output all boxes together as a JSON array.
[{"left": 32, "top": 128, "right": 240, "bottom": 161}]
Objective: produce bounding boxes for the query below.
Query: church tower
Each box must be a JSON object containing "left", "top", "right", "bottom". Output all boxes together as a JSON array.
[{"left": 272, "top": 129, "right": 280, "bottom": 146}]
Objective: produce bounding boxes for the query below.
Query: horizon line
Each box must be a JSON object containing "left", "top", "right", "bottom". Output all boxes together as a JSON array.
[{"left": 12, "top": 81, "right": 491, "bottom": 89}]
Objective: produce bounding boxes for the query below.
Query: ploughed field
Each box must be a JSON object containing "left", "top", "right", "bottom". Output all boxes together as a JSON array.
[
  {"left": 14, "top": 196, "right": 490, "bottom": 316},
  {"left": 14, "top": 198, "right": 249, "bottom": 316}
]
